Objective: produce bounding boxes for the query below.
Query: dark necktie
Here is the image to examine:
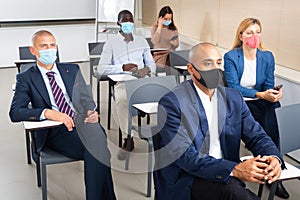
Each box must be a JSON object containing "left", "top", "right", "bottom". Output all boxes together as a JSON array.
[{"left": 46, "top": 71, "right": 74, "bottom": 118}]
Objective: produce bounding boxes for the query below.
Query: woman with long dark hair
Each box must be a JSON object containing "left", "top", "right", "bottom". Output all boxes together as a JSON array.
[{"left": 151, "top": 6, "right": 179, "bottom": 71}]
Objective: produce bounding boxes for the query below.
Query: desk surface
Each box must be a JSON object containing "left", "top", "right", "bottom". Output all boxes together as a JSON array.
[
  {"left": 23, "top": 120, "right": 63, "bottom": 130},
  {"left": 14, "top": 59, "right": 36, "bottom": 64},
  {"left": 132, "top": 102, "right": 158, "bottom": 114},
  {"left": 151, "top": 48, "right": 168, "bottom": 52},
  {"left": 107, "top": 74, "right": 137, "bottom": 82},
  {"left": 174, "top": 65, "right": 187, "bottom": 70},
  {"left": 88, "top": 55, "right": 101, "bottom": 59},
  {"left": 243, "top": 97, "right": 259, "bottom": 101},
  {"left": 280, "top": 162, "right": 300, "bottom": 180}
]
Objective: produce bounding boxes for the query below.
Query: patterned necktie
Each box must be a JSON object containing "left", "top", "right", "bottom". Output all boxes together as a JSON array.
[{"left": 46, "top": 71, "right": 74, "bottom": 118}]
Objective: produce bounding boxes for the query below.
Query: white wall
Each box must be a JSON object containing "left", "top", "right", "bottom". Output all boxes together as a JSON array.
[
  {"left": 0, "top": 24, "right": 96, "bottom": 67},
  {"left": 0, "top": 0, "right": 95, "bottom": 22}
]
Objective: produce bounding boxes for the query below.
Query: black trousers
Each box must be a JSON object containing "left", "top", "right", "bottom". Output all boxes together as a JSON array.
[
  {"left": 246, "top": 99, "right": 280, "bottom": 147},
  {"left": 45, "top": 124, "right": 116, "bottom": 200},
  {"left": 191, "top": 176, "right": 259, "bottom": 200}
]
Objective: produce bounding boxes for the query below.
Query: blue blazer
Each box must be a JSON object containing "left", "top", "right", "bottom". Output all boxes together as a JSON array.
[
  {"left": 9, "top": 63, "right": 96, "bottom": 153},
  {"left": 154, "top": 80, "right": 282, "bottom": 200},
  {"left": 224, "top": 48, "right": 275, "bottom": 98}
]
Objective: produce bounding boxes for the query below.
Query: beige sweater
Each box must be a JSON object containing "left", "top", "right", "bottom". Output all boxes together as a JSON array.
[{"left": 151, "top": 24, "right": 179, "bottom": 51}]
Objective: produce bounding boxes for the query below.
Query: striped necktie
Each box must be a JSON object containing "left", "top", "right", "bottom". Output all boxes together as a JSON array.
[{"left": 46, "top": 71, "right": 74, "bottom": 118}]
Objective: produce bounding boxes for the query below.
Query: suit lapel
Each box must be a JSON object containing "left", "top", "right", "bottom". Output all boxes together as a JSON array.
[
  {"left": 57, "top": 64, "right": 73, "bottom": 100},
  {"left": 216, "top": 86, "right": 228, "bottom": 158},
  {"left": 217, "top": 86, "right": 226, "bottom": 137},
  {"left": 30, "top": 65, "right": 51, "bottom": 107},
  {"left": 237, "top": 48, "right": 244, "bottom": 78},
  {"left": 186, "top": 80, "right": 209, "bottom": 136}
]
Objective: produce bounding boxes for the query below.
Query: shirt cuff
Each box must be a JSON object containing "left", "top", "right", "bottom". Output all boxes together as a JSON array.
[
  {"left": 271, "top": 155, "right": 282, "bottom": 165},
  {"left": 40, "top": 109, "right": 47, "bottom": 120}
]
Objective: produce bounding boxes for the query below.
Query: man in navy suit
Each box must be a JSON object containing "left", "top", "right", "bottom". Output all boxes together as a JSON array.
[
  {"left": 154, "top": 42, "right": 284, "bottom": 200},
  {"left": 9, "top": 30, "right": 116, "bottom": 200}
]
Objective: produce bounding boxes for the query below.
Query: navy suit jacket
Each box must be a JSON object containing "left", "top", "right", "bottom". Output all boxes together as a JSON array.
[
  {"left": 224, "top": 48, "right": 275, "bottom": 98},
  {"left": 9, "top": 63, "right": 95, "bottom": 153},
  {"left": 154, "top": 80, "right": 282, "bottom": 200}
]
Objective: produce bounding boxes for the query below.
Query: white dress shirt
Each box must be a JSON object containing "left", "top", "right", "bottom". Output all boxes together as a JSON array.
[
  {"left": 38, "top": 63, "right": 74, "bottom": 119},
  {"left": 193, "top": 83, "right": 223, "bottom": 159},
  {"left": 98, "top": 32, "right": 156, "bottom": 75}
]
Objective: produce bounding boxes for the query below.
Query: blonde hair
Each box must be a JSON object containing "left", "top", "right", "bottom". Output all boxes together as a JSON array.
[{"left": 231, "top": 18, "right": 264, "bottom": 50}]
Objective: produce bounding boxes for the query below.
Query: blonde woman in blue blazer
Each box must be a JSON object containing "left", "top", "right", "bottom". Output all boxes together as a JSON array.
[{"left": 224, "top": 18, "right": 288, "bottom": 199}]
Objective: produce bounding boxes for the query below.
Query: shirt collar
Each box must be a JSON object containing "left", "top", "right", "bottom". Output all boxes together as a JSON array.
[
  {"left": 193, "top": 82, "right": 217, "bottom": 102},
  {"left": 118, "top": 31, "right": 135, "bottom": 42},
  {"left": 37, "top": 63, "right": 58, "bottom": 75}
]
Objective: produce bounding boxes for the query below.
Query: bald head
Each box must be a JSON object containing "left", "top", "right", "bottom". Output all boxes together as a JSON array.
[
  {"left": 31, "top": 30, "right": 55, "bottom": 47},
  {"left": 188, "top": 42, "right": 222, "bottom": 70},
  {"left": 187, "top": 42, "right": 223, "bottom": 92},
  {"left": 29, "top": 30, "right": 57, "bottom": 68}
]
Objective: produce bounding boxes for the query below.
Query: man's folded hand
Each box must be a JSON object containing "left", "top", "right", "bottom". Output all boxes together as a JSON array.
[
  {"left": 132, "top": 67, "right": 151, "bottom": 78},
  {"left": 122, "top": 63, "right": 138, "bottom": 72}
]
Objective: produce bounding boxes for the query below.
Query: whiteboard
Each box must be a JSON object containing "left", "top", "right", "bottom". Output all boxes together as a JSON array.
[
  {"left": 97, "top": 0, "right": 134, "bottom": 22},
  {"left": 0, "top": 0, "right": 95, "bottom": 22}
]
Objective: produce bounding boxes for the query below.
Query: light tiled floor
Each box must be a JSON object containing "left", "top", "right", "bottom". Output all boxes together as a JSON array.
[{"left": 1, "top": 65, "right": 300, "bottom": 200}]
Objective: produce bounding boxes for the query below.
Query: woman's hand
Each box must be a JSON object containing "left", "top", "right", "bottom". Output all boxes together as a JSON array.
[
  {"left": 256, "top": 88, "right": 282, "bottom": 102},
  {"left": 157, "top": 17, "right": 164, "bottom": 28}
]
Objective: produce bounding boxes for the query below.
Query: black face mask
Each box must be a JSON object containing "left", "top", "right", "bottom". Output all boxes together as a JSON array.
[{"left": 191, "top": 64, "right": 222, "bottom": 89}]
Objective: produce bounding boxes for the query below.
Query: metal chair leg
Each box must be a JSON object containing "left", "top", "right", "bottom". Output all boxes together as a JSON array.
[
  {"left": 41, "top": 162, "right": 47, "bottom": 200},
  {"left": 258, "top": 184, "right": 264, "bottom": 198},
  {"left": 147, "top": 138, "right": 153, "bottom": 197},
  {"left": 118, "top": 128, "right": 122, "bottom": 148},
  {"left": 107, "top": 79, "right": 113, "bottom": 130},
  {"left": 125, "top": 132, "right": 132, "bottom": 171},
  {"left": 268, "top": 181, "right": 278, "bottom": 200},
  {"left": 36, "top": 158, "right": 41, "bottom": 187},
  {"left": 25, "top": 130, "right": 32, "bottom": 164},
  {"left": 97, "top": 79, "right": 100, "bottom": 113}
]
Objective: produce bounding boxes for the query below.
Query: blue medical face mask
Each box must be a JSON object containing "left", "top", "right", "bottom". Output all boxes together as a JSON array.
[
  {"left": 38, "top": 49, "right": 57, "bottom": 66},
  {"left": 121, "top": 22, "right": 134, "bottom": 34},
  {"left": 162, "top": 20, "right": 172, "bottom": 26}
]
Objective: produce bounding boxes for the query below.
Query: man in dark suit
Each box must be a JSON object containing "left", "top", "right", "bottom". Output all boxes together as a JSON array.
[
  {"left": 154, "top": 42, "right": 284, "bottom": 200},
  {"left": 9, "top": 30, "right": 116, "bottom": 200}
]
